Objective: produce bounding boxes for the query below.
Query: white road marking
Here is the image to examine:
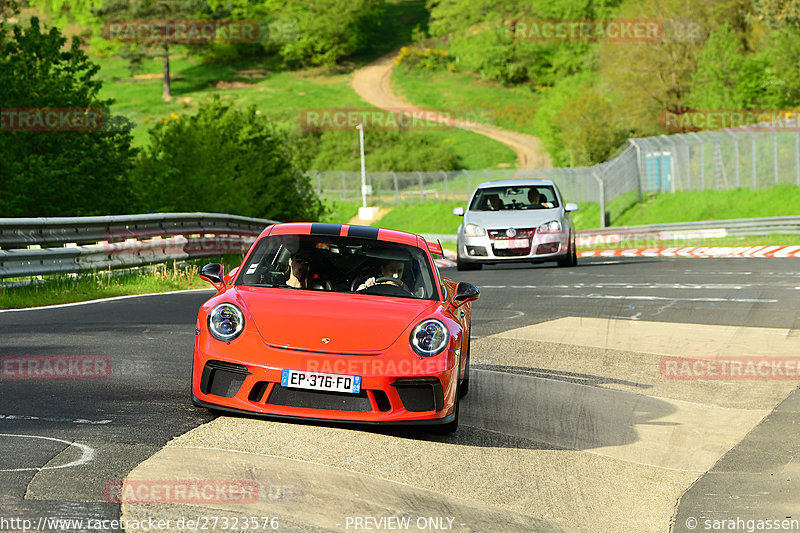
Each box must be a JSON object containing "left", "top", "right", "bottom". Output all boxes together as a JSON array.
[
  {"left": 0, "top": 433, "right": 95, "bottom": 472},
  {"left": 0, "top": 288, "right": 214, "bottom": 313},
  {"left": 0, "top": 414, "right": 112, "bottom": 425}
]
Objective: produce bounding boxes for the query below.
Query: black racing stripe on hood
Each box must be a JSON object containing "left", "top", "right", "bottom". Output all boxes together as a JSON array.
[
  {"left": 310, "top": 223, "right": 342, "bottom": 235},
  {"left": 348, "top": 225, "right": 380, "bottom": 239}
]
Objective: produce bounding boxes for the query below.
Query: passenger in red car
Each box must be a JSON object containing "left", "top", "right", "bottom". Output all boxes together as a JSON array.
[{"left": 286, "top": 252, "right": 314, "bottom": 288}]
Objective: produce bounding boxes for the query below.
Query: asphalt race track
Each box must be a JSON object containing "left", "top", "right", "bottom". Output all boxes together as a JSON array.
[{"left": 1, "top": 256, "right": 798, "bottom": 533}]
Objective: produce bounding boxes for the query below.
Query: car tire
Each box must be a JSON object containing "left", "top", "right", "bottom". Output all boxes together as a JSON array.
[
  {"left": 557, "top": 241, "right": 577, "bottom": 267},
  {"left": 456, "top": 256, "right": 482, "bottom": 271},
  {"left": 459, "top": 331, "right": 471, "bottom": 398},
  {"left": 431, "top": 391, "right": 459, "bottom": 435}
]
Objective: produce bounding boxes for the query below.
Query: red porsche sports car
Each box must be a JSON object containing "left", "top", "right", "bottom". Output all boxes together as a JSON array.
[{"left": 191, "top": 222, "right": 479, "bottom": 433}]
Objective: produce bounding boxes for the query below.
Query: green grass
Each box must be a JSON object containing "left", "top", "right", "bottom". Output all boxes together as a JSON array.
[
  {"left": 94, "top": 53, "right": 517, "bottom": 169},
  {"left": 613, "top": 185, "right": 800, "bottom": 226},
  {"left": 579, "top": 234, "right": 800, "bottom": 252},
  {"left": 368, "top": 201, "right": 465, "bottom": 234},
  {"left": 0, "top": 256, "right": 243, "bottom": 310},
  {"left": 391, "top": 67, "right": 541, "bottom": 137}
]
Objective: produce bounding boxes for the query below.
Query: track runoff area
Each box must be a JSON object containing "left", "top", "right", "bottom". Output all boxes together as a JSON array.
[{"left": 1, "top": 254, "right": 798, "bottom": 533}]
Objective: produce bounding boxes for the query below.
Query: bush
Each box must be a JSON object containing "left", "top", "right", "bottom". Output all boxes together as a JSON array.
[
  {"left": 132, "top": 96, "right": 325, "bottom": 222},
  {"left": 394, "top": 46, "right": 455, "bottom": 72}
]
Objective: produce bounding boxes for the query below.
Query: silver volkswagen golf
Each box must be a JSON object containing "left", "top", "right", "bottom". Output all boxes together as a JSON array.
[{"left": 452, "top": 180, "right": 579, "bottom": 270}]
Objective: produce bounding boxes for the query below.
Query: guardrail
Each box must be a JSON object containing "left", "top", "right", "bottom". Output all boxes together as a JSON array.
[
  {"left": 422, "top": 216, "right": 800, "bottom": 246},
  {"left": 0, "top": 213, "right": 277, "bottom": 279},
  {"left": 2, "top": 214, "right": 797, "bottom": 279},
  {"left": 575, "top": 216, "right": 800, "bottom": 246}
]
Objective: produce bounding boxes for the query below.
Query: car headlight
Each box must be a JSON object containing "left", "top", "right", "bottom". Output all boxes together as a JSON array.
[
  {"left": 464, "top": 223, "right": 486, "bottom": 237},
  {"left": 410, "top": 319, "right": 450, "bottom": 357},
  {"left": 537, "top": 220, "right": 562, "bottom": 232},
  {"left": 208, "top": 303, "right": 245, "bottom": 341}
]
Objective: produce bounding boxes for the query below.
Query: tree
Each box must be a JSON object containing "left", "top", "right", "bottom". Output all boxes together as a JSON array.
[
  {"left": 599, "top": 0, "right": 752, "bottom": 134},
  {"left": 132, "top": 97, "right": 325, "bottom": 221},
  {"left": 688, "top": 23, "right": 764, "bottom": 109},
  {"left": 753, "top": 0, "right": 800, "bottom": 30},
  {"left": 553, "top": 84, "right": 628, "bottom": 166},
  {"left": 0, "top": 18, "right": 136, "bottom": 217},
  {"left": 208, "top": 0, "right": 387, "bottom": 67},
  {"left": 93, "top": 0, "right": 209, "bottom": 101}
]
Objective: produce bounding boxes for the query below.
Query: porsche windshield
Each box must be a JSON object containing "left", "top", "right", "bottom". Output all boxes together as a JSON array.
[{"left": 235, "top": 234, "right": 439, "bottom": 300}]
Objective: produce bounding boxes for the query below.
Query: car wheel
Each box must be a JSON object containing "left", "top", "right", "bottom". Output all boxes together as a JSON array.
[
  {"left": 459, "top": 331, "right": 471, "bottom": 398},
  {"left": 456, "top": 256, "right": 481, "bottom": 271},
  {"left": 557, "top": 241, "right": 577, "bottom": 267},
  {"left": 432, "top": 392, "right": 459, "bottom": 434}
]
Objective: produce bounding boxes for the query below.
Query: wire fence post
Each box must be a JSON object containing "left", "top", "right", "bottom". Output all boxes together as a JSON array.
[
  {"left": 795, "top": 128, "right": 800, "bottom": 186},
  {"left": 592, "top": 172, "right": 605, "bottom": 228},
  {"left": 773, "top": 128, "right": 779, "bottom": 186},
  {"left": 750, "top": 132, "right": 757, "bottom": 189}
]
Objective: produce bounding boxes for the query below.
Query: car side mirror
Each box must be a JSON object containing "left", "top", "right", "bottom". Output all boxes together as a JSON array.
[
  {"left": 452, "top": 207, "right": 465, "bottom": 216},
  {"left": 200, "top": 263, "right": 226, "bottom": 291},
  {"left": 565, "top": 202, "right": 579, "bottom": 213},
  {"left": 452, "top": 281, "right": 479, "bottom": 308}
]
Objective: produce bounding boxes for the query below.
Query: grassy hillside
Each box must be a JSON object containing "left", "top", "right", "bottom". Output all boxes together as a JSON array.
[{"left": 93, "top": 54, "right": 516, "bottom": 170}]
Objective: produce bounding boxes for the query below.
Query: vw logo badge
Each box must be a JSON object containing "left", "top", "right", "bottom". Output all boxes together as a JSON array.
[
  {"left": 506, "top": 228, "right": 517, "bottom": 238},
  {"left": 321, "top": 338, "right": 331, "bottom": 344}
]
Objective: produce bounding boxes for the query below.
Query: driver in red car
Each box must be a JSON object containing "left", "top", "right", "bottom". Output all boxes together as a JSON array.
[{"left": 357, "top": 259, "right": 405, "bottom": 291}]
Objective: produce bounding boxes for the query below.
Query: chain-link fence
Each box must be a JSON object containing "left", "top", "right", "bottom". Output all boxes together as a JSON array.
[{"left": 311, "top": 120, "right": 800, "bottom": 226}]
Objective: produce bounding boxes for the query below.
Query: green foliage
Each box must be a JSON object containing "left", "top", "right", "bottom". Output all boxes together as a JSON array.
[
  {"left": 131, "top": 96, "right": 325, "bottom": 221},
  {"left": 753, "top": 0, "right": 800, "bottom": 30},
  {"left": 531, "top": 72, "right": 594, "bottom": 166},
  {"left": 688, "top": 23, "right": 765, "bottom": 109},
  {"left": 394, "top": 45, "right": 454, "bottom": 72},
  {"left": 0, "top": 17, "right": 136, "bottom": 217},
  {"left": 552, "top": 83, "right": 628, "bottom": 166},
  {"left": 756, "top": 28, "right": 800, "bottom": 107},
  {"left": 207, "top": 0, "right": 387, "bottom": 67}
]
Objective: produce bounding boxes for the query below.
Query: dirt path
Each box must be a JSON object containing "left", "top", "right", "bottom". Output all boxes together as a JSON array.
[{"left": 351, "top": 52, "right": 552, "bottom": 170}]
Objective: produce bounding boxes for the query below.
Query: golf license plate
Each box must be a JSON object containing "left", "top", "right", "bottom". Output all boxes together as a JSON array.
[
  {"left": 493, "top": 238, "right": 530, "bottom": 249},
  {"left": 281, "top": 369, "right": 362, "bottom": 394}
]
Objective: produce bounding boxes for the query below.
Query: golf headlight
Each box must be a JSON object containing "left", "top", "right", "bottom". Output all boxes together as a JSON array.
[
  {"left": 464, "top": 223, "right": 486, "bottom": 237},
  {"left": 537, "top": 220, "right": 562, "bottom": 232},
  {"left": 208, "top": 303, "right": 245, "bottom": 341},
  {"left": 410, "top": 319, "right": 450, "bottom": 357}
]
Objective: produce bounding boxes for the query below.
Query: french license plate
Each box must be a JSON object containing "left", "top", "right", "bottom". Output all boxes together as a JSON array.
[
  {"left": 493, "top": 238, "right": 530, "bottom": 249},
  {"left": 281, "top": 369, "right": 361, "bottom": 394}
]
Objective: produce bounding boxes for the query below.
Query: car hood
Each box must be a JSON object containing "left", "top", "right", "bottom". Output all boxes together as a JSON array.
[
  {"left": 465, "top": 209, "right": 562, "bottom": 229},
  {"left": 235, "top": 287, "right": 439, "bottom": 353}
]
